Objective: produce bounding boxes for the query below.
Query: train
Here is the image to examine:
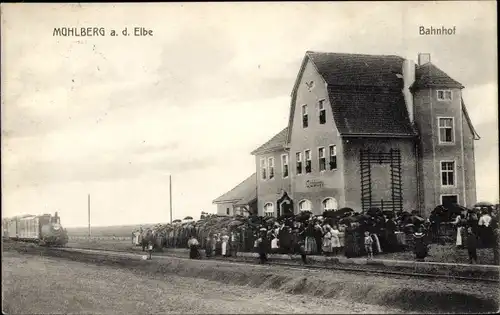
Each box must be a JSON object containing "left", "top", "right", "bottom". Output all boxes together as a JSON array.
[{"left": 2, "top": 212, "right": 68, "bottom": 246}]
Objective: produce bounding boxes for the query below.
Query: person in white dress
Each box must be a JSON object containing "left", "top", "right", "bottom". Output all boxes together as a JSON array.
[
  {"left": 322, "top": 226, "right": 333, "bottom": 256},
  {"left": 452, "top": 214, "right": 463, "bottom": 248},
  {"left": 221, "top": 234, "right": 230, "bottom": 257},
  {"left": 330, "top": 225, "right": 341, "bottom": 255},
  {"left": 271, "top": 234, "right": 280, "bottom": 254}
]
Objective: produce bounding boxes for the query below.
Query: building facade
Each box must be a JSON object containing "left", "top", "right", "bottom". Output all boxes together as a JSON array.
[{"left": 213, "top": 51, "right": 479, "bottom": 217}]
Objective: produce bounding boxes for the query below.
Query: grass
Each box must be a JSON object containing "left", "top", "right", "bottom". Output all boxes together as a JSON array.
[{"left": 377, "top": 244, "right": 496, "bottom": 265}]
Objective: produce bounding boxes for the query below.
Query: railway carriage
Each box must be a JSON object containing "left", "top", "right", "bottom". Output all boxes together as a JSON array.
[{"left": 4, "top": 212, "right": 68, "bottom": 246}]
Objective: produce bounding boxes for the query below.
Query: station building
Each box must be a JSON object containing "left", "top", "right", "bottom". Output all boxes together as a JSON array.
[{"left": 213, "top": 51, "right": 479, "bottom": 217}]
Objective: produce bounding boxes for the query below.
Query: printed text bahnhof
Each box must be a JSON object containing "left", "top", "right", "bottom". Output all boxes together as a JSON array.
[{"left": 53, "top": 27, "right": 153, "bottom": 37}]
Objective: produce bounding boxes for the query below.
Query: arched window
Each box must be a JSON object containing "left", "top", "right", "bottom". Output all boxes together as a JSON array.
[
  {"left": 298, "top": 199, "right": 312, "bottom": 212},
  {"left": 263, "top": 202, "right": 274, "bottom": 217},
  {"left": 322, "top": 197, "right": 338, "bottom": 211}
]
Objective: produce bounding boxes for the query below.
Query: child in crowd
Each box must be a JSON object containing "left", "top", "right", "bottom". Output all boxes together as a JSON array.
[{"left": 364, "top": 231, "right": 374, "bottom": 260}]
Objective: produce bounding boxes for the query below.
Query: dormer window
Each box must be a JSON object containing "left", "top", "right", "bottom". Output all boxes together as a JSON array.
[
  {"left": 318, "top": 99, "right": 326, "bottom": 124},
  {"left": 302, "top": 105, "right": 308, "bottom": 128},
  {"left": 437, "top": 90, "right": 452, "bottom": 101}
]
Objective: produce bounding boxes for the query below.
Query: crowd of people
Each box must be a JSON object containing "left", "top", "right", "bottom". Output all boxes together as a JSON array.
[
  {"left": 137, "top": 204, "right": 499, "bottom": 265},
  {"left": 449, "top": 206, "right": 499, "bottom": 264}
]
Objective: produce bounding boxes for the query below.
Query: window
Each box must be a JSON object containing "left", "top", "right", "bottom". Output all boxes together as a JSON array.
[
  {"left": 441, "top": 195, "right": 458, "bottom": 207},
  {"left": 329, "top": 145, "right": 337, "bottom": 170},
  {"left": 260, "top": 158, "right": 267, "bottom": 180},
  {"left": 318, "top": 99, "right": 326, "bottom": 124},
  {"left": 438, "top": 117, "right": 454, "bottom": 144},
  {"left": 318, "top": 147, "right": 326, "bottom": 171},
  {"left": 302, "top": 105, "right": 308, "bottom": 128},
  {"left": 440, "top": 161, "right": 455, "bottom": 186},
  {"left": 322, "top": 198, "right": 338, "bottom": 211},
  {"left": 296, "top": 152, "right": 303, "bottom": 175},
  {"left": 281, "top": 154, "right": 289, "bottom": 178},
  {"left": 298, "top": 199, "right": 312, "bottom": 212},
  {"left": 264, "top": 202, "right": 274, "bottom": 217},
  {"left": 268, "top": 157, "right": 275, "bottom": 179},
  {"left": 437, "top": 90, "right": 452, "bottom": 101},
  {"left": 305, "top": 149, "right": 312, "bottom": 173},
  {"left": 226, "top": 208, "right": 230, "bottom": 215}
]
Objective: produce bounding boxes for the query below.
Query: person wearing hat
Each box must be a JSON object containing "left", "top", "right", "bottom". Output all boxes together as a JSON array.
[
  {"left": 257, "top": 228, "right": 268, "bottom": 264},
  {"left": 188, "top": 235, "right": 201, "bottom": 259},
  {"left": 205, "top": 234, "right": 213, "bottom": 258},
  {"left": 478, "top": 209, "right": 493, "bottom": 248},
  {"left": 466, "top": 227, "right": 479, "bottom": 264}
]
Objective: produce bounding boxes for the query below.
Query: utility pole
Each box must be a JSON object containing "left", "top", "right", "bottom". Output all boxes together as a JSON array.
[
  {"left": 88, "top": 194, "right": 91, "bottom": 240},
  {"left": 169, "top": 175, "right": 173, "bottom": 224}
]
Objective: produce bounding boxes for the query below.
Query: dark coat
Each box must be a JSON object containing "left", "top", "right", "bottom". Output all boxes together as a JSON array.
[
  {"left": 413, "top": 232, "right": 428, "bottom": 259},
  {"left": 278, "top": 228, "right": 292, "bottom": 249},
  {"left": 467, "top": 233, "right": 478, "bottom": 250}
]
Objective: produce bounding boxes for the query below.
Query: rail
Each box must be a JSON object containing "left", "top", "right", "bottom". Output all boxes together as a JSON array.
[{"left": 57, "top": 246, "right": 499, "bottom": 284}]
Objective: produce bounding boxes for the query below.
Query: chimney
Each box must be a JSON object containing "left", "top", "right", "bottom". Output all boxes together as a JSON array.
[
  {"left": 418, "top": 53, "right": 431, "bottom": 65},
  {"left": 402, "top": 59, "right": 416, "bottom": 123}
]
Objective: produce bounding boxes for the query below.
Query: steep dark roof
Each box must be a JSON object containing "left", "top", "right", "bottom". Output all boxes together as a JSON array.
[
  {"left": 287, "top": 51, "right": 415, "bottom": 139},
  {"left": 329, "top": 88, "right": 415, "bottom": 136},
  {"left": 251, "top": 127, "right": 288, "bottom": 155},
  {"left": 411, "top": 62, "right": 464, "bottom": 90},
  {"left": 306, "top": 51, "right": 405, "bottom": 88},
  {"left": 212, "top": 173, "right": 257, "bottom": 204}
]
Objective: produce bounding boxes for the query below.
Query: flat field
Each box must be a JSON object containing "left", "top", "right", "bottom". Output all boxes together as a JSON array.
[{"left": 3, "top": 250, "right": 407, "bottom": 314}]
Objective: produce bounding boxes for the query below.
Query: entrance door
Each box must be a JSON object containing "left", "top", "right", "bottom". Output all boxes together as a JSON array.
[
  {"left": 279, "top": 200, "right": 292, "bottom": 217},
  {"left": 441, "top": 195, "right": 458, "bottom": 207}
]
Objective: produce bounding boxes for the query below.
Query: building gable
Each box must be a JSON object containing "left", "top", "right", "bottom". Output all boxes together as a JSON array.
[{"left": 287, "top": 51, "right": 415, "bottom": 139}]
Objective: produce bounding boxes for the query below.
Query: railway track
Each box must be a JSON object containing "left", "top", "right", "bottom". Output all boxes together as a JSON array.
[{"left": 56, "top": 245, "right": 499, "bottom": 284}]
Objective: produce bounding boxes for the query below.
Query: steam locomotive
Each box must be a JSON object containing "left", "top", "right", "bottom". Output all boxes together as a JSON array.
[{"left": 2, "top": 212, "right": 68, "bottom": 246}]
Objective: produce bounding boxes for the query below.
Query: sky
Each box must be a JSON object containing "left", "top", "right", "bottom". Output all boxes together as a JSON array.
[{"left": 1, "top": 2, "right": 498, "bottom": 227}]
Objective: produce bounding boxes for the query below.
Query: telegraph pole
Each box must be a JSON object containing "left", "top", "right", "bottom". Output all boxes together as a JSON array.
[
  {"left": 88, "top": 194, "right": 91, "bottom": 240},
  {"left": 169, "top": 175, "right": 173, "bottom": 224}
]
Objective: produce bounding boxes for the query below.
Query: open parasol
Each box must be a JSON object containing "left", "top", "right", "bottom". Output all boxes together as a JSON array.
[
  {"left": 336, "top": 207, "right": 355, "bottom": 217},
  {"left": 474, "top": 201, "right": 494, "bottom": 208}
]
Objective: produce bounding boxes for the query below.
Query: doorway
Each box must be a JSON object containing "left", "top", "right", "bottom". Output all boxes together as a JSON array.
[{"left": 441, "top": 194, "right": 458, "bottom": 207}]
